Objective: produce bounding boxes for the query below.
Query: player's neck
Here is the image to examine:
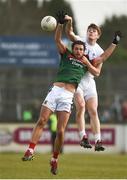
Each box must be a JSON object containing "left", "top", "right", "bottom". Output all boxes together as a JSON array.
[{"left": 87, "top": 38, "right": 97, "bottom": 46}]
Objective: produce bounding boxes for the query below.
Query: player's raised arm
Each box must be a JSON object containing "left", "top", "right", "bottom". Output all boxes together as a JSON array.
[
  {"left": 92, "top": 31, "right": 122, "bottom": 66},
  {"left": 55, "top": 24, "right": 66, "bottom": 54},
  {"left": 55, "top": 11, "right": 67, "bottom": 54},
  {"left": 65, "top": 15, "right": 78, "bottom": 42}
]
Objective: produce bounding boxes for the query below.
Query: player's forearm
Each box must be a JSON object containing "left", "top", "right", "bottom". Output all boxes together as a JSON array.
[
  {"left": 93, "top": 43, "right": 117, "bottom": 66},
  {"left": 55, "top": 24, "right": 66, "bottom": 53},
  {"left": 100, "top": 43, "right": 117, "bottom": 62},
  {"left": 55, "top": 24, "right": 63, "bottom": 43},
  {"left": 65, "top": 18, "right": 76, "bottom": 42},
  {"left": 86, "top": 62, "right": 100, "bottom": 76},
  {"left": 82, "top": 57, "right": 100, "bottom": 76},
  {"left": 65, "top": 18, "right": 73, "bottom": 33}
]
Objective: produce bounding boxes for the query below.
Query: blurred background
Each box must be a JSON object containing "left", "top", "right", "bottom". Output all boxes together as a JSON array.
[{"left": 0, "top": 0, "right": 127, "bottom": 154}]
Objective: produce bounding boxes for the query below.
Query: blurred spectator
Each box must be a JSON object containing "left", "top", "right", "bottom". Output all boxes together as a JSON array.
[
  {"left": 121, "top": 100, "right": 127, "bottom": 122},
  {"left": 101, "top": 109, "right": 111, "bottom": 123},
  {"left": 110, "top": 94, "right": 122, "bottom": 123},
  {"left": 32, "top": 100, "right": 40, "bottom": 121},
  {"left": 23, "top": 109, "right": 32, "bottom": 122}
]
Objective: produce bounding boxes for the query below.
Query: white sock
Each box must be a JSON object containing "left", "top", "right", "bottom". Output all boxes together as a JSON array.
[
  {"left": 95, "top": 133, "right": 101, "bottom": 143},
  {"left": 79, "top": 130, "right": 86, "bottom": 140}
]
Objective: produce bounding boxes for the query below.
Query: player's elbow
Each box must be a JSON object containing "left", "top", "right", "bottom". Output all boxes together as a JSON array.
[
  {"left": 92, "top": 72, "right": 99, "bottom": 77},
  {"left": 95, "top": 72, "right": 100, "bottom": 77},
  {"left": 95, "top": 70, "right": 101, "bottom": 77},
  {"left": 92, "top": 70, "right": 100, "bottom": 77}
]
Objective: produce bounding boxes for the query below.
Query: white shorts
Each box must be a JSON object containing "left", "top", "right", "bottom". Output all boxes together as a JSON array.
[
  {"left": 42, "top": 86, "right": 74, "bottom": 112},
  {"left": 76, "top": 74, "right": 98, "bottom": 101}
]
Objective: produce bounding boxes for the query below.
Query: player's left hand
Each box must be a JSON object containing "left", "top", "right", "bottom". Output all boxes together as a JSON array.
[
  {"left": 81, "top": 55, "right": 89, "bottom": 65},
  {"left": 56, "top": 10, "right": 67, "bottom": 24},
  {"left": 112, "top": 30, "right": 122, "bottom": 45}
]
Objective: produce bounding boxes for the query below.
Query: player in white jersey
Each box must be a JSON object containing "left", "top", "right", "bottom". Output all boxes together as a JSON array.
[
  {"left": 76, "top": 34, "right": 104, "bottom": 151},
  {"left": 65, "top": 15, "right": 121, "bottom": 151}
]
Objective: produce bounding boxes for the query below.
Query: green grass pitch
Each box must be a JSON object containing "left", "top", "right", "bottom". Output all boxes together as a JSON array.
[{"left": 0, "top": 152, "right": 127, "bottom": 179}]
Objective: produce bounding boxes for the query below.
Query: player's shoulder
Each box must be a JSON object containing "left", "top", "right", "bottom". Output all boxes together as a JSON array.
[
  {"left": 94, "top": 43, "right": 104, "bottom": 52},
  {"left": 65, "top": 48, "right": 72, "bottom": 56},
  {"left": 95, "top": 42, "right": 102, "bottom": 48}
]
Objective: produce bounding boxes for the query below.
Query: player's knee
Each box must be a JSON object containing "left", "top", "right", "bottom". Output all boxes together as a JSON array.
[
  {"left": 88, "top": 107, "right": 98, "bottom": 117},
  {"left": 37, "top": 116, "right": 47, "bottom": 127},
  {"left": 76, "top": 102, "right": 85, "bottom": 113}
]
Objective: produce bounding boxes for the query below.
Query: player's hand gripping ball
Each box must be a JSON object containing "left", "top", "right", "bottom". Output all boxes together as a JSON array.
[{"left": 41, "top": 16, "right": 57, "bottom": 31}]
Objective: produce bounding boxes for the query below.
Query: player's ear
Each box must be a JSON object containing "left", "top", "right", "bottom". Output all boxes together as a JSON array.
[{"left": 97, "top": 34, "right": 101, "bottom": 39}]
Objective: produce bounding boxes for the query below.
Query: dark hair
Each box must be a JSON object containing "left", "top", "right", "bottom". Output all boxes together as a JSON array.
[
  {"left": 87, "top": 23, "right": 102, "bottom": 36},
  {"left": 72, "top": 40, "right": 86, "bottom": 50}
]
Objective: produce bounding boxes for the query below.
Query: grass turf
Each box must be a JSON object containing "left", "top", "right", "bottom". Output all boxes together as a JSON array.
[{"left": 0, "top": 152, "right": 127, "bottom": 179}]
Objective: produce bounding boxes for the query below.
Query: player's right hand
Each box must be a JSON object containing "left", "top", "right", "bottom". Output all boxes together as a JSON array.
[
  {"left": 112, "top": 30, "right": 122, "bottom": 45},
  {"left": 81, "top": 55, "right": 89, "bottom": 65},
  {"left": 65, "top": 15, "right": 72, "bottom": 22}
]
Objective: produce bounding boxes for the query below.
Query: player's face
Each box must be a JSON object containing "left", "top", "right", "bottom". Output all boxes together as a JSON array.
[
  {"left": 72, "top": 44, "right": 84, "bottom": 59},
  {"left": 87, "top": 27, "right": 100, "bottom": 41}
]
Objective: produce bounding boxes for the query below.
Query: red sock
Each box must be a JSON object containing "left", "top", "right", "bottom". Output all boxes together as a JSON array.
[
  {"left": 83, "top": 134, "right": 88, "bottom": 139},
  {"left": 52, "top": 151, "right": 59, "bottom": 159},
  {"left": 28, "top": 142, "right": 36, "bottom": 150}
]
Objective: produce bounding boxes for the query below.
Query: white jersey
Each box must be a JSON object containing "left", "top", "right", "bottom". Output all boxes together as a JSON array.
[{"left": 75, "top": 36, "right": 104, "bottom": 100}]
